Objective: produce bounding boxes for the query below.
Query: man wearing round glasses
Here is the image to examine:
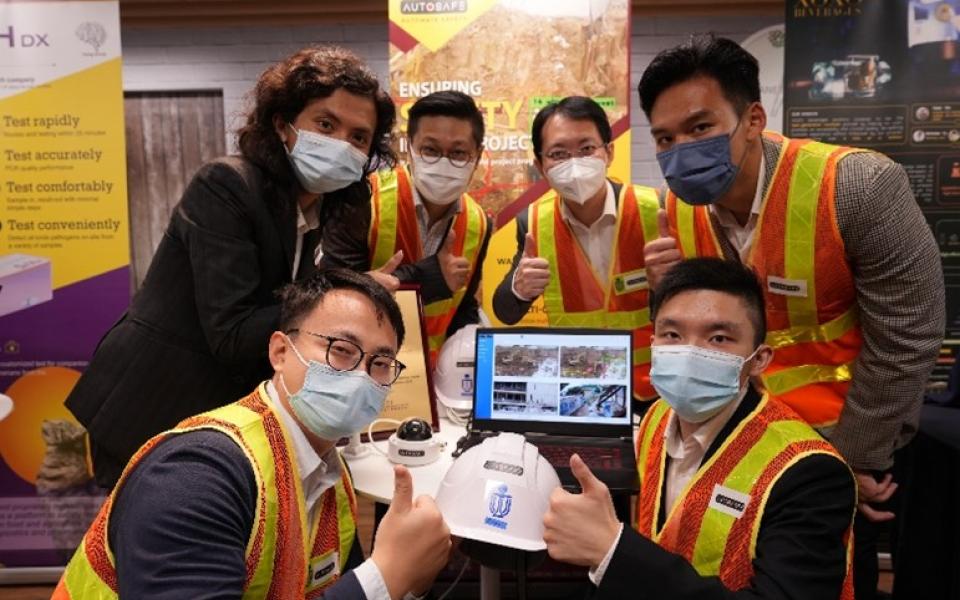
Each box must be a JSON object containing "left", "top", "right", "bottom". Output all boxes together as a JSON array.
[
  {"left": 56, "top": 270, "right": 452, "bottom": 599},
  {"left": 492, "top": 96, "right": 662, "bottom": 401},
  {"left": 322, "top": 91, "right": 492, "bottom": 368}
]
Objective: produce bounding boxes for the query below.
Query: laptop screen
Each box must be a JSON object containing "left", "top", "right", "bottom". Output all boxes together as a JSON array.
[{"left": 472, "top": 328, "right": 633, "bottom": 437}]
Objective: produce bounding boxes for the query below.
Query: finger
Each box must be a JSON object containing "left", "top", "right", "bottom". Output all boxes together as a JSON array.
[
  {"left": 379, "top": 250, "right": 404, "bottom": 274},
  {"left": 569, "top": 454, "right": 605, "bottom": 495},
  {"left": 872, "top": 481, "right": 898, "bottom": 504},
  {"left": 391, "top": 464, "right": 413, "bottom": 513},
  {"left": 525, "top": 257, "right": 550, "bottom": 270},
  {"left": 858, "top": 502, "right": 895, "bottom": 523},
  {"left": 656, "top": 209, "right": 671, "bottom": 239},
  {"left": 644, "top": 237, "right": 679, "bottom": 254},
  {"left": 523, "top": 232, "right": 537, "bottom": 258}
]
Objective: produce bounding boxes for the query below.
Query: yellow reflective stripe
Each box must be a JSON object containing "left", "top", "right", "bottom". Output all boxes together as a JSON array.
[
  {"left": 62, "top": 538, "right": 119, "bottom": 599},
  {"left": 370, "top": 169, "right": 400, "bottom": 269},
  {"left": 334, "top": 480, "right": 356, "bottom": 571},
  {"left": 633, "top": 346, "right": 651, "bottom": 366},
  {"left": 761, "top": 362, "right": 853, "bottom": 395},
  {"left": 635, "top": 186, "right": 661, "bottom": 245},
  {"left": 675, "top": 200, "right": 698, "bottom": 257},
  {"left": 784, "top": 143, "right": 832, "bottom": 328},
  {"left": 765, "top": 306, "right": 858, "bottom": 348},
  {"left": 545, "top": 307, "right": 650, "bottom": 328},
  {"left": 535, "top": 197, "right": 566, "bottom": 316}
]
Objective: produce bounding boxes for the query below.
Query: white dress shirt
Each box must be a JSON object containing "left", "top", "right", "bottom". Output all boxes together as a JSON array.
[
  {"left": 708, "top": 153, "right": 766, "bottom": 261},
  {"left": 292, "top": 201, "right": 321, "bottom": 280},
  {"left": 413, "top": 183, "right": 461, "bottom": 256}
]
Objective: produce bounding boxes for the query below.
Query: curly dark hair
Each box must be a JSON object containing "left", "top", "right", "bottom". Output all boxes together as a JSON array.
[{"left": 237, "top": 46, "right": 397, "bottom": 193}]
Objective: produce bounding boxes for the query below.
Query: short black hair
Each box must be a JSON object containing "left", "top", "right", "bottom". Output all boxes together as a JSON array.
[
  {"left": 531, "top": 96, "right": 612, "bottom": 160},
  {"left": 278, "top": 268, "right": 405, "bottom": 348},
  {"left": 408, "top": 91, "right": 485, "bottom": 150},
  {"left": 637, "top": 34, "right": 760, "bottom": 119},
  {"left": 650, "top": 258, "right": 766, "bottom": 347}
]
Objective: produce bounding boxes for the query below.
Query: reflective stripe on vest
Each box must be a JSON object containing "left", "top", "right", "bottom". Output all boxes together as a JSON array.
[
  {"left": 54, "top": 384, "right": 357, "bottom": 599},
  {"left": 369, "top": 165, "right": 488, "bottom": 366},
  {"left": 634, "top": 396, "right": 854, "bottom": 596},
  {"left": 530, "top": 183, "right": 660, "bottom": 399},
  {"left": 668, "top": 132, "right": 863, "bottom": 427}
]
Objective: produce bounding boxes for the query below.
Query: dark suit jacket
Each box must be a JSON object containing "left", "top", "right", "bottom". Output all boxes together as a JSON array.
[
  {"left": 595, "top": 387, "right": 857, "bottom": 599},
  {"left": 320, "top": 180, "right": 492, "bottom": 337},
  {"left": 66, "top": 156, "right": 365, "bottom": 487},
  {"left": 492, "top": 181, "right": 623, "bottom": 324}
]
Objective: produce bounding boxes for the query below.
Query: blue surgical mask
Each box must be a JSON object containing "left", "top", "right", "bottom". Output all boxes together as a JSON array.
[
  {"left": 655, "top": 125, "right": 743, "bottom": 206},
  {"left": 285, "top": 125, "right": 368, "bottom": 194},
  {"left": 650, "top": 345, "right": 757, "bottom": 423},
  {"left": 279, "top": 336, "right": 389, "bottom": 441}
]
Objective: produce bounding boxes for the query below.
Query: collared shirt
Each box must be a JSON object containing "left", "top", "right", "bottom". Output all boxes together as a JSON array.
[
  {"left": 264, "top": 381, "right": 396, "bottom": 600},
  {"left": 292, "top": 201, "right": 321, "bottom": 279},
  {"left": 709, "top": 153, "right": 766, "bottom": 262},
  {"left": 663, "top": 386, "right": 749, "bottom": 515},
  {"left": 558, "top": 180, "right": 618, "bottom": 279},
  {"left": 413, "top": 183, "right": 462, "bottom": 256}
]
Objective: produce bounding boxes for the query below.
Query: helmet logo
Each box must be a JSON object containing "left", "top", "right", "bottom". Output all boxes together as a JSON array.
[
  {"left": 461, "top": 373, "right": 474, "bottom": 396},
  {"left": 484, "top": 483, "right": 512, "bottom": 530}
]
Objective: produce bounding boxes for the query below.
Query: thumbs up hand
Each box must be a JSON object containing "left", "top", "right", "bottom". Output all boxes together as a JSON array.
[
  {"left": 643, "top": 209, "right": 682, "bottom": 291},
  {"left": 372, "top": 465, "right": 452, "bottom": 599},
  {"left": 439, "top": 225, "right": 470, "bottom": 294},
  {"left": 513, "top": 232, "right": 551, "bottom": 301},
  {"left": 542, "top": 455, "right": 621, "bottom": 568},
  {"left": 366, "top": 250, "right": 402, "bottom": 293}
]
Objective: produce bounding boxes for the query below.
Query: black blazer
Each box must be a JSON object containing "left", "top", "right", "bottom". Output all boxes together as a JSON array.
[
  {"left": 66, "top": 157, "right": 363, "bottom": 486},
  {"left": 594, "top": 387, "right": 857, "bottom": 599}
]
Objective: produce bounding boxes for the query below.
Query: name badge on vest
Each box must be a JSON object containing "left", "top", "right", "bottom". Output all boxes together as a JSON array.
[
  {"left": 613, "top": 269, "right": 648, "bottom": 295},
  {"left": 307, "top": 551, "right": 339, "bottom": 591},
  {"left": 767, "top": 276, "right": 808, "bottom": 298},
  {"left": 709, "top": 484, "right": 750, "bottom": 519}
]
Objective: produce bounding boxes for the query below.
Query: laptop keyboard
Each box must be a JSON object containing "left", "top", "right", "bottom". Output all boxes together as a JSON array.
[{"left": 536, "top": 444, "right": 623, "bottom": 471}]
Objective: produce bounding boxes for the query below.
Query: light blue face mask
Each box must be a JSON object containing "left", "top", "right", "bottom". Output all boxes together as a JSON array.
[
  {"left": 285, "top": 125, "right": 369, "bottom": 194},
  {"left": 655, "top": 119, "right": 745, "bottom": 206},
  {"left": 280, "top": 335, "right": 389, "bottom": 441},
  {"left": 650, "top": 344, "right": 757, "bottom": 423}
]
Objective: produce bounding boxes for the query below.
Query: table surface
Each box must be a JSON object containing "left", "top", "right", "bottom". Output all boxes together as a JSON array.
[{"left": 342, "top": 417, "right": 469, "bottom": 503}]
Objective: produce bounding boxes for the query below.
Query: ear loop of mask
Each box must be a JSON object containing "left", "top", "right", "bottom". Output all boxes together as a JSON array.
[{"left": 279, "top": 333, "right": 310, "bottom": 398}]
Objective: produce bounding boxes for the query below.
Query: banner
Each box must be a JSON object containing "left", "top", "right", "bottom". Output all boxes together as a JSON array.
[
  {"left": 784, "top": 0, "right": 959, "bottom": 380},
  {"left": 0, "top": 0, "right": 127, "bottom": 570},
  {"left": 388, "top": 0, "right": 632, "bottom": 326}
]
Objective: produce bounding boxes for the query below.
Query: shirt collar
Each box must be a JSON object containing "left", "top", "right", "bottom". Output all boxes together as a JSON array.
[
  {"left": 664, "top": 384, "right": 750, "bottom": 461},
  {"left": 709, "top": 152, "right": 765, "bottom": 226},
  {"left": 296, "top": 201, "right": 321, "bottom": 235},
  {"left": 264, "top": 380, "right": 334, "bottom": 483},
  {"left": 559, "top": 180, "right": 616, "bottom": 229}
]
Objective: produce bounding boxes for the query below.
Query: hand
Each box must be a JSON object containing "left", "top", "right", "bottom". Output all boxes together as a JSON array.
[
  {"left": 513, "top": 232, "right": 550, "bottom": 301},
  {"left": 366, "top": 250, "right": 402, "bottom": 294},
  {"left": 643, "top": 209, "right": 682, "bottom": 291},
  {"left": 543, "top": 454, "right": 621, "bottom": 568},
  {"left": 439, "top": 226, "right": 470, "bottom": 293},
  {"left": 854, "top": 470, "right": 898, "bottom": 522},
  {"left": 372, "top": 465, "right": 452, "bottom": 599}
]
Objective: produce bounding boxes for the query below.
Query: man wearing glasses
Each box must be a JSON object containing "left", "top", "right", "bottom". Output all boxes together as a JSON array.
[
  {"left": 492, "top": 96, "right": 662, "bottom": 401},
  {"left": 321, "top": 90, "right": 492, "bottom": 368},
  {"left": 55, "top": 270, "right": 452, "bottom": 600}
]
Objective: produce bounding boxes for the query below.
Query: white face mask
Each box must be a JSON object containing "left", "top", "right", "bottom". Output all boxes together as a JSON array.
[
  {"left": 411, "top": 154, "right": 474, "bottom": 206},
  {"left": 545, "top": 156, "right": 607, "bottom": 206},
  {"left": 285, "top": 125, "right": 369, "bottom": 194}
]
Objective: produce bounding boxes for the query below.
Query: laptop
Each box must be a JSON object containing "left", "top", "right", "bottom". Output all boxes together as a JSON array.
[{"left": 464, "top": 327, "right": 639, "bottom": 492}]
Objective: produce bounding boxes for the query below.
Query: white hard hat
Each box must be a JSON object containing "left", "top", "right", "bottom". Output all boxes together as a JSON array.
[
  {"left": 434, "top": 324, "right": 478, "bottom": 412},
  {"left": 435, "top": 432, "right": 560, "bottom": 552},
  {"left": 0, "top": 394, "right": 11, "bottom": 422}
]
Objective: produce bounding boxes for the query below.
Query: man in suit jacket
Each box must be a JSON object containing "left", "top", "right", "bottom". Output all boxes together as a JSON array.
[
  {"left": 66, "top": 46, "right": 400, "bottom": 488},
  {"left": 543, "top": 258, "right": 857, "bottom": 599}
]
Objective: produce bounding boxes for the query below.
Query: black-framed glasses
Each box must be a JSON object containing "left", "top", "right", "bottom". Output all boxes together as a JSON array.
[
  {"left": 543, "top": 143, "right": 604, "bottom": 163},
  {"left": 287, "top": 329, "right": 406, "bottom": 386},
  {"left": 415, "top": 146, "right": 475, "bottom": 168}
]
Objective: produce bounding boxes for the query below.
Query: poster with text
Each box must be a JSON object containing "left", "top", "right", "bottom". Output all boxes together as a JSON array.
[
  {"left": 0, "top": 0, "right": 127, "bottom": 569},
  {"left": 785, "top": 0, "right": 959, "bottom": 379},
  {"left": 389, "top": 0, "right": 632, "bottom": 326}
]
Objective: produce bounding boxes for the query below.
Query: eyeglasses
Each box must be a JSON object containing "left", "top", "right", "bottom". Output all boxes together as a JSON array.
[
  {"left": 416, "top": 146, "right": 475, "bottom": 168},
  {"left": 287, "top": 329, "right": 406, "bottom": 386},
  {"left": 543, "top": 143, "right": 604, "bottom": 163}
]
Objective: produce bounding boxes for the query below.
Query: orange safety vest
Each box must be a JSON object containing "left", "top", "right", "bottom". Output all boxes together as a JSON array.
[
  {"left": 528, "top": 183, "right": 661, "bottom": 400},
  {"left": 53, "top": 384, "right": 358, "bottom": 599},
  {"left": 666, "top": 131, "right": 864, "bottom": 428},
  {"left": 635, "top": 396, "right": 854, "bottom": 598},
  {"left": 368, "top": 165, "right": 488, "bottom": 367}
]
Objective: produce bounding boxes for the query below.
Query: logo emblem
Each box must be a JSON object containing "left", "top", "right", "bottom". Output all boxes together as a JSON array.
[
  {"left": 461, "top": 373, "right": 474, "bottom": 395},
  {"left": 75, "top": 22, "right": 107, "bottom": 52},
  {"left": 483, "top": 483, "right": 512, "bottom": 530}
]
